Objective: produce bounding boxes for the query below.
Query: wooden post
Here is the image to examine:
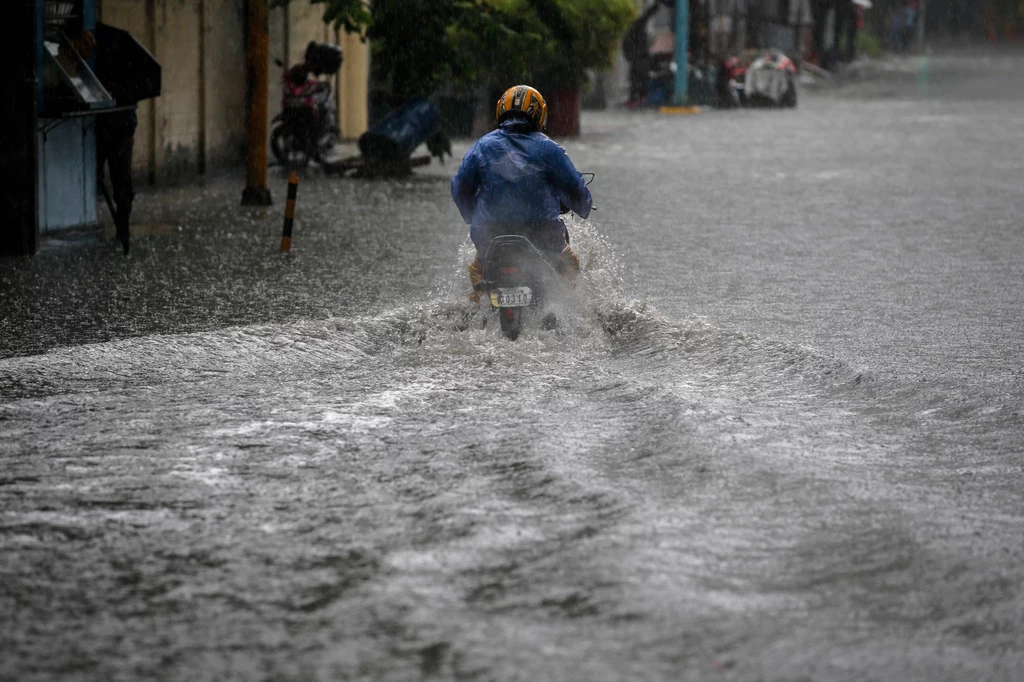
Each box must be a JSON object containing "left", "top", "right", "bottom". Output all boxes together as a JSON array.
[
  {"left": 242, "top": 0, "right": 273, "bottom": 206},
  {"left": 1, "top": 0, "right": 39, "bottom": 256},
  {"left": 280, "top": 172, "right": 298, "bottom": 252}
]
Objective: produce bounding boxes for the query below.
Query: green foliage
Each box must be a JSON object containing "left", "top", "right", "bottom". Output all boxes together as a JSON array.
[
  {"left": 277, "top": 0, "right": 636, "bottom": 101},
  {"left": 856, "top": 30, "right": 883, "bottom": 59},
  {"left": 368, "top": 1, "right": 471, "bottom": 104},
  {"left": 445, "top": 1, "right": 548, "bottom": 91},
  {"left": 455, "top": 0, "right": 636, "bottom": 91},
  {"left": 537, "top": 0, "right": 635, "bottom": 90},
  {"left": 269, "top": 0, "right": 371, "bottom": 34}
]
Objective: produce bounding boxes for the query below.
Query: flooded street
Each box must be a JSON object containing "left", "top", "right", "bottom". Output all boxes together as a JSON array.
[{"left": 2, "top": 53, "right": 1023, "bottom": 680}]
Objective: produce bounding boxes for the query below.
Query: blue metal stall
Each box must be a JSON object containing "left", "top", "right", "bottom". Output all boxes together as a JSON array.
[{"left": 36, "top": 0, "right": 112, "bottom": 234}]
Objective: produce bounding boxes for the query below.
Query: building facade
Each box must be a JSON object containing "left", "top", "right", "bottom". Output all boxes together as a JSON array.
[
  {"left": 98, "top": 0, "right": 370, "bottom": 184},
  {"left": 1, "top": 0, "right": 371, "bottom": 255}
]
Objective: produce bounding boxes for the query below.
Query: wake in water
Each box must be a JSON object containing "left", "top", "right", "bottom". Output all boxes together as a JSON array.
[
  {"left": 412, "top": 215, "right": 655, "bottom": 342},
  {"left": 0, "top": 215, "right": 874, "bottom": 408},
  {"left": 354, "top": 216, "right": 873, "bottom": 399}
]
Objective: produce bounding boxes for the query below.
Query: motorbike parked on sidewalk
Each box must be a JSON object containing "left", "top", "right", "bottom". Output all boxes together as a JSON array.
[
  {"left": 475, "top": 174, "right": 595, "bottom": 341},
  {"left": 270, "top": 42, "right": 342, "bottom": 168}
]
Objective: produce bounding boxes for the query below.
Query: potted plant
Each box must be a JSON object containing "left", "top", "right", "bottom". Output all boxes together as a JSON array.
[
  {"left": 450, "top": 0, "right": 633, "bottom": 137},
  {"left": 528, "top": 0, "right": 635, "bottom": 136}
]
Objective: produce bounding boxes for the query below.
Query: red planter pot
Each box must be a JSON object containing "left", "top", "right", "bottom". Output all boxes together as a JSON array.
[{"left": 545, "top": 90, "right": 581, "bottom": 138}]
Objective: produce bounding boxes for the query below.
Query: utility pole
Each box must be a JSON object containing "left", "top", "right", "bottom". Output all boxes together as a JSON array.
[
  {"left": 1, "top": 0, "right": 39, "bottom": 256},
  {"left": 672, "top": 0, "right": 689, "bottom": 106},
  {"left": 242, "top": 0, "right": 272, "bottom": 206}
]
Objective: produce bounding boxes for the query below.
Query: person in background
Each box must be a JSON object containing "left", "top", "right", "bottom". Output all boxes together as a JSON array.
[
  {"left": 834, "top": 0, "right": 859, "bottom": 63},
  {"left": 622, "top": 1, "right": 665, "bottom": 105},
  {"left": 710, "top": 0, "right": 735, "bottom": 56},
  {"left": 890, "top": 0, "right": 917, "bottom": 51},
  {"left": 73, "top": 29, "right": 137, "bottom": 255},
  {"left": 902, "top": 0, "right": 920, "bottom": 49}
]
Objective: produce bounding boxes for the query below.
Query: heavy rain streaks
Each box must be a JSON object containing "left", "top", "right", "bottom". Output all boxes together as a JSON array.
[{"left": 3, "top": 55, "right": 1024, "bottom": 681}]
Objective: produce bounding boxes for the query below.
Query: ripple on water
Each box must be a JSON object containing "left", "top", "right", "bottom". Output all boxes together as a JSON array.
[{"left": 3, "top": 220, "right": 1021, "bottom": 680}]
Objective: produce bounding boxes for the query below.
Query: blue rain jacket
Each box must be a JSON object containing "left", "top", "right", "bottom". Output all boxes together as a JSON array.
[{"left": 451, "top": 117, "right": 592, "bottom": 256}]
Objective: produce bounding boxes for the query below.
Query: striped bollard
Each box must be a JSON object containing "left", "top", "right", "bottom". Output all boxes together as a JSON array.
[{"left": 280, "top": 172, "right": 299, "bottom": 252}]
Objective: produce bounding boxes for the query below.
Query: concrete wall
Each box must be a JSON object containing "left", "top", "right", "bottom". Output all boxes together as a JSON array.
[
  {"left": 99, "top": 0, "right": 368, "bottom": 183},
  {"left": 202, "top": 0, "right": 248, "bottom": 171},
  {"left": 337, "top": 25, "right": 369, "bottom": 138},
  {"left": 153, "top": 0, "right": 205, "bottom": 180}
]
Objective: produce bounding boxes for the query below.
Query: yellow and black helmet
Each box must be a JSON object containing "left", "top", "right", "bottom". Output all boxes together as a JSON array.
[{"left": 495, "top": 85, "right": 548, "bottom": 131}]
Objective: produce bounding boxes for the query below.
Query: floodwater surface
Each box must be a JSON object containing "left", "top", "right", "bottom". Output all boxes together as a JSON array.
[{"left": 2, "top": 52, "right": 1023, "bottom": 681}]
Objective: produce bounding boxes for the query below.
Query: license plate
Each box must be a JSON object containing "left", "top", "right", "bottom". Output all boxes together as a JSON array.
[{"left": 490, "top": 287, "right": 532, "bottom": 307}]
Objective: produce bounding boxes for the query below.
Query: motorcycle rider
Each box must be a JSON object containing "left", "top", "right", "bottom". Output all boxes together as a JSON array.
[{"left": 451, "top": 85, "right": 592, "bottom": 301}]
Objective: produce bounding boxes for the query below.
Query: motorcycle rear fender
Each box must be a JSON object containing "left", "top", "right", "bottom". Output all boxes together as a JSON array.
[{"left": 482, "top": 235, "right": 560, "bottom": 291}]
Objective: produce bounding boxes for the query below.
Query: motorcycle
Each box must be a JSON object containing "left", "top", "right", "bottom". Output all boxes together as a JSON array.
[
  {"left": 744, "top": 50, "right": 798, "bottom": 108},
  {"left": 270, "top": 42, "right": 342, "bottom": 168},
  {"left": 717, "top": 50, "right": 797, "bottom": 109},
  {"left": 474, "top": 174, "right": 595, "bottom": 341},
  {"left": 718, "top": 56, "right": 748, "bottom": 109}
]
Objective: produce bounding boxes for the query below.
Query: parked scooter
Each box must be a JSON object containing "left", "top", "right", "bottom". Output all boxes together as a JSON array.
[
  {"left": 744, "top": 50, "right": 798, "bottom": 108},
  {"left": 717, "top": 50, "right": 798, "bottom": 109},
  {"left": 717, "top": 56, "right": 748, "bottom": 108},
  {"left": 270, "top": 42, "right": 342, "bottom": 168}
]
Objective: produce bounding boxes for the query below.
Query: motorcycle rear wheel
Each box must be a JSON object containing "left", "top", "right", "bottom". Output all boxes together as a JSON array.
[
  {"left": 313, "top": 127, "right": 340, "bottom": 164},
  {"left": 270, "top": 124, "right": 311, "bottom": 169},
  {"left": 782, "top": 83, "right": 798, "bottom": 108},
  {"left": 499, "top": 307, "right": 522, "bottom": 341}
]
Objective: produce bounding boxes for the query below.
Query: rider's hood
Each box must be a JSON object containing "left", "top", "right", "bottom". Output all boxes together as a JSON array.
[{"left": 498, "top": 116, "right": 536, "bottom": 135}]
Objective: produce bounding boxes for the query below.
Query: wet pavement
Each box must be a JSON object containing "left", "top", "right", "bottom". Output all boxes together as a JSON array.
[{"left": 2, "top": 50, "right": 1023, "bottom": 681}]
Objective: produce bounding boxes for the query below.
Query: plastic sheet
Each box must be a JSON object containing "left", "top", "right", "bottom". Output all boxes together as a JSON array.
[{"left": 358, "top": 99, "right": 441, "bottom": 163}]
